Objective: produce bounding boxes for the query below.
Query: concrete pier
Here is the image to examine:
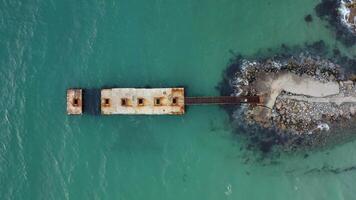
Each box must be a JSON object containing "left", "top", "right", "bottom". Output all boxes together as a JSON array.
[
  {"left": 67, "top": 89, "right": 83, "bottom": 115},
  {"left": 101, "top": 88, "right": 185, "bottom": 115}
]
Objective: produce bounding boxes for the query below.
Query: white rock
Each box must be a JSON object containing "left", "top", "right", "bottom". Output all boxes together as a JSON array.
[{"left": 317, "top": 123, "right": 330, "bottom": 131}]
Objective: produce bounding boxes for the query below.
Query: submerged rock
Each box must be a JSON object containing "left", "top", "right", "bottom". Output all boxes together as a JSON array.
[{"left": 304, "top": 14, "right": 313, "bottom": 23}]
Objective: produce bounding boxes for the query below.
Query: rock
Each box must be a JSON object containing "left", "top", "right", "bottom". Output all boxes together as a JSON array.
[
  {"left": 280, "top": 109, "right": 285, "bottom": 115},
  {"left": 291, "top": 118, "right": 297, "bottom": 124},
  {"left": 329, "top": 74, "right": 335, "bottom": 80},
  {"left": 304, "top": 14, "right": 313, "bottom": 23},
  {"left": 293, "top": 107, "right": 299, "bottom": 113},
  {"left": 339, "top": 110, "right": 344, "bottom": 117},
  {"left": 316, "top": 69, "right": 321, "bottom": 76},
  {"left": 350, "top": 107, "right": 356, "bottom": 115}
]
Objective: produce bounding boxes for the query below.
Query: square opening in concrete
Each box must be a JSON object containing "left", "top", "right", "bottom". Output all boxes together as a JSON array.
[
  {"left": 73, "top": 98, "right": 79, "bottom": 106},
  {"left": 154, "top": 97, "right": 161, "bottom": 106},
  {"left": 121, "top": 98, "right": 127, "bottom": 106},
  {"left": 137, "top": 98, "right": 144, "bottom": 106},
  {"left": 172, "top": 97, "right": 178, "bottom": 105},
  {"left": 104, "top": 98, "right": 110, "bottom": 106}
]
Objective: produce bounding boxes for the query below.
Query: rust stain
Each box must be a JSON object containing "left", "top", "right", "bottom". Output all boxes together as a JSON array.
[
  {"left": 170, "top": 88, "right": 185, "bottom": 114},
  {"left": 137, "top": 97, "right": 145, "bottom": 107},
  {"left": 102, "top": 98, "right": 111, "bottom": 108},
  {"left": 257, "top": 95, "right": 264, "bottom": 105}
]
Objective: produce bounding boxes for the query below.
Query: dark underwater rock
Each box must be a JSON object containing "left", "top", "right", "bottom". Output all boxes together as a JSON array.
[{"left": 304, "top": 14, "right": 313, "bottom": 22}]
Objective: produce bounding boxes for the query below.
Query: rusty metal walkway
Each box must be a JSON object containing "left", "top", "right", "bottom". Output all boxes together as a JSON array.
[{"left": 185, "top": 96, "right": 260, "bottom": 105}]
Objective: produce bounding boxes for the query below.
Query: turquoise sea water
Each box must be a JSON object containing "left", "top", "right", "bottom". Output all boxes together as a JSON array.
[{"left": 2, "top": 0, "right": 356, "bottom": 199}]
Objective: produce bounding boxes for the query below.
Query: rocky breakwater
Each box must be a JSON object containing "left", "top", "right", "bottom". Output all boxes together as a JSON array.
[{"left": 233, "top": 53, "right": 356, "bottom": 137}]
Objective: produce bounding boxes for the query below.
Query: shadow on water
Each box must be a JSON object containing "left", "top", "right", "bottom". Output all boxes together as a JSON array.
[{"left": 83, "top": 89, "right": 101, "bottom": 115}]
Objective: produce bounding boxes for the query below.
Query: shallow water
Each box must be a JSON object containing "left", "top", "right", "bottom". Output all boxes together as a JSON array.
[{"left": 1, "top": 0, "right": 356, "bottom": 199}]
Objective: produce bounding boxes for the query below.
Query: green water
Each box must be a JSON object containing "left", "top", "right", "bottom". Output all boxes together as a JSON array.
[{"left": 2, "top": 0, "right": 356, "bottom": 199}]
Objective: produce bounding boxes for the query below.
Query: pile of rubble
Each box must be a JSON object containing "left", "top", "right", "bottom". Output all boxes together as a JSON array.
[{"left": 273, "top": 81, "right": 356, "bottom": 134}]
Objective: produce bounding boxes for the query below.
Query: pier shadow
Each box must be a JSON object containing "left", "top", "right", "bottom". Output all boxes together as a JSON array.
[{"left": 83, "top": 89, "right": 101, "bottom": 115}]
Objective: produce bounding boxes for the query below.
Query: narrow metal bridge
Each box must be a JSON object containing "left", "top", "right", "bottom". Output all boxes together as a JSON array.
[{"left": 185, "top": 96, "right": 261, "bottom": 105}]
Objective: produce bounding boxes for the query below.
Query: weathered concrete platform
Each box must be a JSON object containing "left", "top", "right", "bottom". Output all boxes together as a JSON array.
[
  {"left": 67, "top": 89, "right": 83, "bottom": 115},
  {"left": 101, "top": 88, "right": 185, "bottom": 115}
]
